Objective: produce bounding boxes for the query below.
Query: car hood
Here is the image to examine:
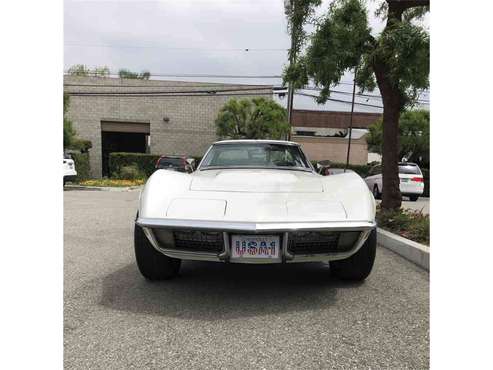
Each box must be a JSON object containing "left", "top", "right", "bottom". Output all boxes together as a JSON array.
[
  {"left": 166, "top": 197, "right": 347, "bottom": 222},
  {"left": 139, "top": 169, "right": 375, "bottom": 223},
  {"left": 189, "top": 169, "right": 323, "bottom": 193}
]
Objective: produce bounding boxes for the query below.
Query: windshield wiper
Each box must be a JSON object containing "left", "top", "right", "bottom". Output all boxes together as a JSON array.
[{"left": 199, "top": 166, "right": 312, "bottom": 172}]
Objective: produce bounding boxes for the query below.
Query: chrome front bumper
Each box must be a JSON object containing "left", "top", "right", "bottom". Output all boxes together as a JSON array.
[{"left": 136, "top": 217, "right": 376, "bottom": 264}]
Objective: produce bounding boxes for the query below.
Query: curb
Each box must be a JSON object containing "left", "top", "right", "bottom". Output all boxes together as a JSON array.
[
  {"left": 377, "top": 228, "right": 429, "bottom": 271},
  {"left": 64, "top": 185, "right": 143, "bottom": 192}
]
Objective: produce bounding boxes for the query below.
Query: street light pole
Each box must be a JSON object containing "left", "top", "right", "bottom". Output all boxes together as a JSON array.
[
  {"left": 285, "top": 0, "right": 296, "bottom": 141},
  {"left": 345, "top": 70, "right": 357, "bottom": 172}
]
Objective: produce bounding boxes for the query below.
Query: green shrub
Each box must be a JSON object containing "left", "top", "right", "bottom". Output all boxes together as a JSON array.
[
  {"left": 71, "top": 152, "right": 90, "bottom": 181},
  {"left": 117, "top": 164, "right": 145, "bottom": 180},
  {"left": 69, "top": 139, "right": 93, "bottom": 153},
  {"left": 109, "top": 152, "right": 160, "bottom": 178}
]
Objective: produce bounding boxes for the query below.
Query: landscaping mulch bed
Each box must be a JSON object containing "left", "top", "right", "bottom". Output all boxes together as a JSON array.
[
  {"left": 76, "top": 178, "right": 145, "bottom": 187},
  {"left": 376, "top": 206, "right": 429, "bottom": 245}
]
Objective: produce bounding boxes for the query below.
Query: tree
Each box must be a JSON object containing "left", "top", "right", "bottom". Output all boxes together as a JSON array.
[
  {"left": 67, "top": 64, "right": 91, "bottom": 76},
  {"left": 63, "top": 93, "right": 93, "bottom": 152},
  {"left": 215, "top": 98, "right": 290, "bottom": 140},
  {"left": 63, "top": 93, "right": 76, "bottom": 148},
  {"left": 367, "top": 109, "right": 429, "bottom": 168},
  {"left": 118, "top": 69, "right": 151, "bottom": 80},
  {"left": 93, "top": 66, "right": 110, "bottom": 77},
  {"left": 67, "top": 64, "right": 110, "bottom": 77},
  {"left": 284, "top": 0, "right": 429, "bottom": 209}
]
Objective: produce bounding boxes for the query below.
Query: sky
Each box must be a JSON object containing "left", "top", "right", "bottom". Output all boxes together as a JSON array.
[{"left": 64, "top": 0, "right": 429, "bottom": 113}]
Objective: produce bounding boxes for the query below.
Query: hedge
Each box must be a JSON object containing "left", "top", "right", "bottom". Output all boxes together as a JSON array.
[
  {"left": 71, "top": 152, "right": 90, "bottom": 181},
  {"left": 330, "top": 162, "right": 372, "bottom": 178},
  {"left": 109, "top": 152, "right": 160, "bottom": 178}
]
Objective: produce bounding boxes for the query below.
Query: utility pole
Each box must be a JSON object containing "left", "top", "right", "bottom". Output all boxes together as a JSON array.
[
  {"left": 285, "top": 0, "right": 296, "bottom": 141},
  {"left": 345, "top": 69, "right": 357, "bottom": 172}
]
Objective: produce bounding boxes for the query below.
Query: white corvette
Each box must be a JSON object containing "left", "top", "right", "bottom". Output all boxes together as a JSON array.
[{"left": 135, "top": 140, "right": 377, "bottom": 281}]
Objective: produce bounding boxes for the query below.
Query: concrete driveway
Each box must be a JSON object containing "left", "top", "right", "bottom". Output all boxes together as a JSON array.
[{"left": 64, "top": 189, "right": 429, "bottom": 369}]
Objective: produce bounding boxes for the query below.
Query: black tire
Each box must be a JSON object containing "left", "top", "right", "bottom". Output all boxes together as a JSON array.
[
  {"left": 372, "top": 184, "right": 381, "bottom": 200},
  {"left": 409, "top": 195, "right": 419, "bottom": 201},
  {"left": 134, "top": 223, "right": 181, "bottom": 280},
  {"left": 330, "top": 229, "right": 377, "bottom": 281}
]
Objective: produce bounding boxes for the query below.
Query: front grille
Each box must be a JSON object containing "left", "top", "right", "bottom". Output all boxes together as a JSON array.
[
  {"left": 288, "top": 231, "right": 341, "bottom": 255},
  {"left": 173, "top": 230, "right": 224, "bottom": 253}
]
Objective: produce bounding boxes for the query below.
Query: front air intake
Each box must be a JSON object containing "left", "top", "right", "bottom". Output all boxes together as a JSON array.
[
  {"left": 288, "top": 231, "right": 360, "bottom": 255},
  {"left": 172, "top": 230, "right": 224, "bottom": 253}
]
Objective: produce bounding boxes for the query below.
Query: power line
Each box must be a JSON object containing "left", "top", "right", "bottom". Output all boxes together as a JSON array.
[
  {"left": 65, "top": 86, "right": 274, "bottom": 96},
  {"left": 302, "top": 87, "right": 430, "bottom": 104},
  {"left": 63, "top": 83, "right": 273, "bottom": 88},
  {"left": 295, "top": 92, "right": 384, "bottom": 109},
  {"left": 67, "top": 91, "right": 276, "bottom": 98},
  {"left": 64, "top": 82, "right": 428, "bottom": 103},
  {"left": 63, "top": 72, "right": 283, "bottom": 79},
  {"left": 64, "top": 42, "right": 288, "bottom": 52}
]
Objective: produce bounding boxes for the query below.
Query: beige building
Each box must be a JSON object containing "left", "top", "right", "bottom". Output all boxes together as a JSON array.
[
  {"left": 64, "top": 76, "right": 381, "bottom": 177},
  {"left": 291, "top": 109, "right": 381, "bottom": 165},
  {"left": 64, "top": 76, "right": 273, "bottom": 177}
]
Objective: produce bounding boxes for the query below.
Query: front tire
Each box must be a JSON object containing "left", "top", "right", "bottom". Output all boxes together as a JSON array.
[
  {"left": 409, "top": 195, "right": 419, "bottom": 201},
  {"left": 330, "top": 229, "right": 377, "bottom": 281},
  {"left": 134, "top": 223, "right": 181, "bottom": 280}
]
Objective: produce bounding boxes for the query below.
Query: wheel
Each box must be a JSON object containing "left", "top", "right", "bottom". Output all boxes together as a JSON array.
[
  {"left": 134, "top": 223, "right": 181, "bottom": 280},
  {"left": 409, "top": 195, "right": 419, "bottom": 201},
  {"left": 330, "top": 229, "right": 377, "bottom": 281},
  {"left": 372, "top": 184, "right": 381, "bottom": 200}
]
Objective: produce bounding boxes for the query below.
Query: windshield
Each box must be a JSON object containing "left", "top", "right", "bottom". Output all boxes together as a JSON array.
[
  {"left": 399, "top": 164, "right": 421, "bottom": 175},
  {"left": 200, "top": 143, "right": 311, "bottom": 171}
]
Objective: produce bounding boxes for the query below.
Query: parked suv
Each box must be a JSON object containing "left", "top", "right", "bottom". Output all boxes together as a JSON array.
[
  {"left": 364, "top": 162, "right": 424, "bottom": 201},
  {"left": 155, "top": 155, "right": 196, "bottom": 173},
  {"left": 63, "top": 153, "right": 77, "bottom": 186}
]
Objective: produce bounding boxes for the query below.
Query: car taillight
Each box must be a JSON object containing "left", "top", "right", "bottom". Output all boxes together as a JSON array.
[{"left": 411, "top": 177, "right": 424, "bottom": 182}]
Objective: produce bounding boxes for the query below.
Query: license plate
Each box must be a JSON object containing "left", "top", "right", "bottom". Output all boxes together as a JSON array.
[{"left": 231, "top": 235, "right": 280, "bottom": 259}]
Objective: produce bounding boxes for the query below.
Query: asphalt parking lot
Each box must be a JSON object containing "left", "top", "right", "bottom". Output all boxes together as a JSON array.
[
  {"left": 64, "top": 189, "right": 429, "bottom": 369},
  {"left": 394, "top": 197, "right": 429, "bottom": 215}
]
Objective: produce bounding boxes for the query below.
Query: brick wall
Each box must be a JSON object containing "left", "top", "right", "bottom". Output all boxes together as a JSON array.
[
  {"left": 292, "top": 109, "right": 381, "bottom": 129},
  {"left": 293, "top": 135, "right": 368, "bottom": 165},
  {"left": 64, "top": 76, "right": 272, "bottom": 177}
]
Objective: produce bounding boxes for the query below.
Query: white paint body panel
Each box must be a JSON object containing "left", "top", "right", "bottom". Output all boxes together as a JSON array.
[
  {"left": 63, "top": 158, "right": 77, "bottom": 177},
  {"left": 190, "top": 169, "right": 323, "bottom": 193},
  {"left": 139, "top": 168, "right": 376, "bottom": 224}
]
